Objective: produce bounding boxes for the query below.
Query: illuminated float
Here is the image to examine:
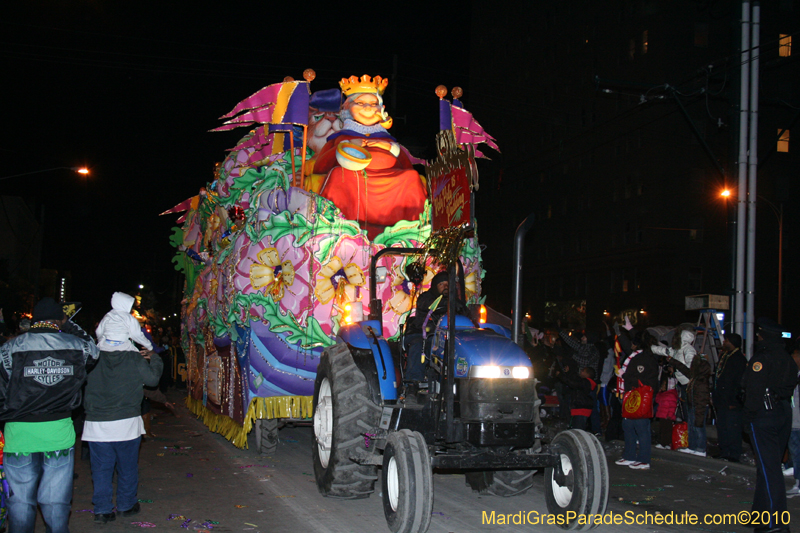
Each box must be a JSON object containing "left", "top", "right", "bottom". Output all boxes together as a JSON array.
[{"left": 167, "top": 70, "right": 497, "bottom": 449}]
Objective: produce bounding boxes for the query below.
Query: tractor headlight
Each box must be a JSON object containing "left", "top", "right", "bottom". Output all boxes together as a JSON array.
[
  {"left": 512, "top": 366, "right": 530, "bottom": 379},
  {"left": 468, "top": 365, "right": 532, "bottom": 379},
  {"left": 470, "top": 365, "right": 501, "bottom": 378}
]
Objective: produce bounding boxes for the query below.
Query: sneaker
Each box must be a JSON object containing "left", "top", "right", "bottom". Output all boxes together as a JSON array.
[
  {"left": 677, "top": 448, "right": 694, "bottom": 454},
  {"left": 615, "top": 458, "right": 635, "bottom": 466},
  {"left": 690, "top": 450, "right": 707, "bottom": 457},
  {"left": 629, "top": 462, "right": 650, "bottom": 470},
  {"left": 119, "top": 502, "right": 140, "bottom": 517},
  {"left": 654, "top": 444, "right": 666, "bottom": 450},
  {"left": 784, "top": 466, "right": 795, "bottom": 477},
  {"left": 787, "top": 482, "right": 800, "bottom": 495},
  {"left": 94, "top": 512, "right": 116, "bottom": 524}
]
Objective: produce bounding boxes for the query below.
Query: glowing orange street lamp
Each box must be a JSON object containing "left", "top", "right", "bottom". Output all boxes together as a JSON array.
[{"left": 0, "top": 166, "right": 90, "bottom": 181}]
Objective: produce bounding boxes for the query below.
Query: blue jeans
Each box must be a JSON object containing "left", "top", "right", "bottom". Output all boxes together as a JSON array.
[
  {"left": 590, "top": 389, "right": 601, "bottom": 433},
  {"left": 88, "top": 438, "right": 141, "bottom": 514},
  {"left": 5, "top": 447, "right": 74, "bottom": 533},
  {"left": 622, "top": 418, "right": 651, "bottom": 464},
  {"left": 687, "top": 403, "right": 708, "bottom": 452},
  {"left": 404, "top": 334, "right": 426, "bottom": 381}
]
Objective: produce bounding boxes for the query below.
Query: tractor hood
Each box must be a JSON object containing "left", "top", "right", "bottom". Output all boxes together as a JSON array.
[{"left": 452, "top": 328, "right": 533, "bottom": 370}]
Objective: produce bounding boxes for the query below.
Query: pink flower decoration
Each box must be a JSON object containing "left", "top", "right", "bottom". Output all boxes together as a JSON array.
[
  {"left": 310, "top": 233, "right": 372, "bottom": 336},
  {"left": 234, "top": 232, "right": 314, "bottom": 322}
]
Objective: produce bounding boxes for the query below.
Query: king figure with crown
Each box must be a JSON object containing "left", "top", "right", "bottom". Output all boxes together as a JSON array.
[{"left": 310, "top": 75, "right": 428, "bottom": 239}]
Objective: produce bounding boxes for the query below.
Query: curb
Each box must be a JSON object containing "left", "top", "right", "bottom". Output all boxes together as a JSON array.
[{"left": 650, "top": 446, "right": 756, "bottom": 478}]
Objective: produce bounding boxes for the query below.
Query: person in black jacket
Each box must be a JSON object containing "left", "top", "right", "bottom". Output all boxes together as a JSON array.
[
  {"left": 714, "top": 333, "right": 747, "bottom": 461},
  {"left": 403, "top": 271, "right": 469, "bottom": 383},
  {"left": 0, "top": 297, "right": 99, "bottom": 533},
  {"left": 742, "top": 317, "right": 796, "bottom": 533},
  {"left": 615, "top": 330, "right": 659, "bottom": 470},
  {"left": 557, "top": 366, "right": 597, "bottom": 431}
]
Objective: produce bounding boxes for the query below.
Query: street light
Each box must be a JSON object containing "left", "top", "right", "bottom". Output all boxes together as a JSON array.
[
  {"left": 720, "top": 189, "right": 783, "bottom": 323},
  {"left": 0, "top": 166, "right": 90, "bottom": 181}
]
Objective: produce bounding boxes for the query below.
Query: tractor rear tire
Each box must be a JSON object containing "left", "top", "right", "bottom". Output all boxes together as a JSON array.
[
  {"left": 312, "top": 343, "right": 381, "bottom": 499},
  {"left": 382, "top": 430, "right": 433, "bottom": 533},
  {"left": 544, "top": 429, "right": 609, "bottom": 530},
  {"left": 465, "top": 469, "right": 535, "bottom": 497},
  {"left": 255, "top": 418, "right": 279, "bottom": 455}
]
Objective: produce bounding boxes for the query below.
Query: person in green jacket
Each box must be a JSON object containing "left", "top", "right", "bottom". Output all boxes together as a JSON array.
[{"left": 82, "top": 324, "right": 162, "bottom": 523}]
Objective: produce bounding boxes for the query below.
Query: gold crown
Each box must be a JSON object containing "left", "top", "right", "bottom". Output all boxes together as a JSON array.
[{"left": 339, "top": 75, "right": 389, "bottom": 96}]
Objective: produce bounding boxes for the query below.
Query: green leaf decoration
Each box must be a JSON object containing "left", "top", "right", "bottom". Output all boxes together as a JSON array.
[
  {"left": 373, "top": 219, "right": 431, "bottom": 247},
  {"left": 226, "top": 290, "right": 332, "bottom": 349},
  {"left": 258, "top": 211, "right": 298, "bottom": 245},
  {"left": 169, "top": 226, "right": 184, "bottom": 248},
  {"left": 210, "top": 312, "right": 229, "bottom": 339},
  {"left": 305, "top": 317, "right": 335, "bottom": 348}
]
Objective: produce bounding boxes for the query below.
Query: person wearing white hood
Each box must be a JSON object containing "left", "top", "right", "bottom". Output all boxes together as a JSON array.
[
  {"left": 653, "top": 329, "right": 696, "bottom": 422},
  {"left": 84, "top": 292, "right": 162, "bottom": 523},
  {"left": 95, "top": 292, "right": 153, "bottom": 353}
]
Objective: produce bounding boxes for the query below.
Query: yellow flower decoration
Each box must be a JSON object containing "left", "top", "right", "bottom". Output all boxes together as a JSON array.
[
  {"left": 315, "top": 256, "right": 366, "bottom": 306},
  {"left": 249, "top": 247, "right": 296, "bottom": 302},
  {"left": 385, "top": 266, "right": 414, "bottom": 315},
  {"left": 464, "top": 269, "right": 480, "bottom": 302}
]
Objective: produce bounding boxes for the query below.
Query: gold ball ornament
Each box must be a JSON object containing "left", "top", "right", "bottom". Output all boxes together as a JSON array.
[
  {"left": 452, "top": 86, "right": 463, "bottom": 99},
  {"left": 283, "top": 76, "right": 295, "bottom": 82},
  {"left": 303, "top": 69, "right": 316, "bottom": 82},
  {"left": 435, "top": 85, "right": 448, "bottom": 99}
]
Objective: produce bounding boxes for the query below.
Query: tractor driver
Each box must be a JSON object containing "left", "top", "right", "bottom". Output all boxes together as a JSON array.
[{"left": 403, "top": 271, "right": 471, "bottom": 386}]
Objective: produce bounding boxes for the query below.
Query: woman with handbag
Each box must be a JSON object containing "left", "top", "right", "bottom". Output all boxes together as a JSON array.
[
  {"left": 668, "top": 351, "right": 712, "bottom": 456},
  {"left": 615, "top": 330, "right": 660, "bottom": 470},
  {"left": 654, "top": 365, "right": 679, "bottom": 449}
]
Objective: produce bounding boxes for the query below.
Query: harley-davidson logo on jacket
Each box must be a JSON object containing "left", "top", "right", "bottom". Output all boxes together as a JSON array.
[{"left": 24, "top": 356, "right": 74, "bottom": 386}]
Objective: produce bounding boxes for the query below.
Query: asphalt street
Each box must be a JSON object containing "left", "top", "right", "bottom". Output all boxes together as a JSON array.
[{"left": 28, "top": 393, "right": 800, "bottom": 533}]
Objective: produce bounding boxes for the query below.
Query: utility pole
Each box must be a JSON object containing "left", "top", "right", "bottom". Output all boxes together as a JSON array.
[
  {"left": 734, "top": 0, "right": 750, "bottom": 341},
  {"left": 745, "top": 1, "right": 760, "bottom": 353}
]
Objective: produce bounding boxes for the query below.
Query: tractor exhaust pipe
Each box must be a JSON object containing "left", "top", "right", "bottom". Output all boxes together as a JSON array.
[{"left": 512, "top": 214, "right": 535, "bottom": 347}]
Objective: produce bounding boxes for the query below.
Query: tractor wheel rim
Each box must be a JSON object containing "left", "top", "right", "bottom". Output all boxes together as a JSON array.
[
  {"left": 387, "top": 456, "right": 399, "bottom": 512},
  {"left": 314, "top": 377, "right": 333, "bottom": 468},
  {"left": 551, "top": 453, "right": 574, "bottom": 507}
]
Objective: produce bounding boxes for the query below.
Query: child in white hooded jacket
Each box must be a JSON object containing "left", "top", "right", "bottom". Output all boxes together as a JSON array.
[
  {"left": 95, "top": 292, "right": 153, "bottom": 352},
  {"left": 652, "top": 329, "right": 697, "bottom": 386}
]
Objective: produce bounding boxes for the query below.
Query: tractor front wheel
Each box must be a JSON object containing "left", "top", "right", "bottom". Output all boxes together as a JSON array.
[
  {"left": 381, "top": 429, "right": 433, "bottom": 533},
  {"left": 544, "top": 429, "right": 609, "bottom": 530}
]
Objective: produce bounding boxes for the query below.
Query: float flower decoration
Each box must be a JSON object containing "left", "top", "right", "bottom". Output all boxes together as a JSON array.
[
  {"left": 311, "top": 233, "right": 371, "bottom": 338},
  {"left": 233, "top": 232, "right": 314, "bottom": 322}
]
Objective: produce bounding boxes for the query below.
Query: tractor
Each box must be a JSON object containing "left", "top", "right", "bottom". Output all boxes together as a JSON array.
[{"left": 311, "top": 221, "right": 609, "bottom": 533}]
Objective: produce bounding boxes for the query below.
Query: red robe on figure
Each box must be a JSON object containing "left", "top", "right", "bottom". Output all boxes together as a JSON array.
[{"left": 315, "top": 131, "right": 427, "bottom": 240}]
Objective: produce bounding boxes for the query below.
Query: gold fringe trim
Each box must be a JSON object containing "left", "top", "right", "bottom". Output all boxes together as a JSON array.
[{"left": 184, "top": 395, "right": 313, "bottom": 450}]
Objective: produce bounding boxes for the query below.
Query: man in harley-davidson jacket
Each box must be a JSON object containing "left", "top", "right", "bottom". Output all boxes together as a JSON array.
[{"left": 0, "top": 297, "right": 99, "bottom": 533}]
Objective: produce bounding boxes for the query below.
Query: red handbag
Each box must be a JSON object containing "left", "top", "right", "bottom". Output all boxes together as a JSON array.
[
  {"left": 622, "top": 380, "right": 654, "bottom": 419},
  {"left": 672, "top": 421, "right": 689, "bottom": 449}
]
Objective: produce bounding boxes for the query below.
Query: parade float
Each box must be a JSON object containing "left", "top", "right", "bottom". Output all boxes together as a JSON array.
[{"left": 168, "top": 70, "right": 497, "bottom": 450}]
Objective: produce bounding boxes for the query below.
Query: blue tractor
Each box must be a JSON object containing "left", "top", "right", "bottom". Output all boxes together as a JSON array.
[{"left": 311, "top": 220, "right": 609, "bottom": 533}]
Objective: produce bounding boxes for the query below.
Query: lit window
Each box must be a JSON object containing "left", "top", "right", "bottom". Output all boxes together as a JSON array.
[
  {"left": 695, "top": 23, "right": 709, "bottom": 47},
  {"left": 778, "top": 129, "right": 790, "bottom": 152},
  {"left": 780, "top": 34, "right": 792, "bottom": 57},
  {"left": 642, "top": 30, "right": 649, "bottom": 54}
]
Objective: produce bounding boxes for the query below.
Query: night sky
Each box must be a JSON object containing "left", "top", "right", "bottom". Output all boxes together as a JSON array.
[{"left": 2, "top": 2, "right": 473, "bottom": 323}]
